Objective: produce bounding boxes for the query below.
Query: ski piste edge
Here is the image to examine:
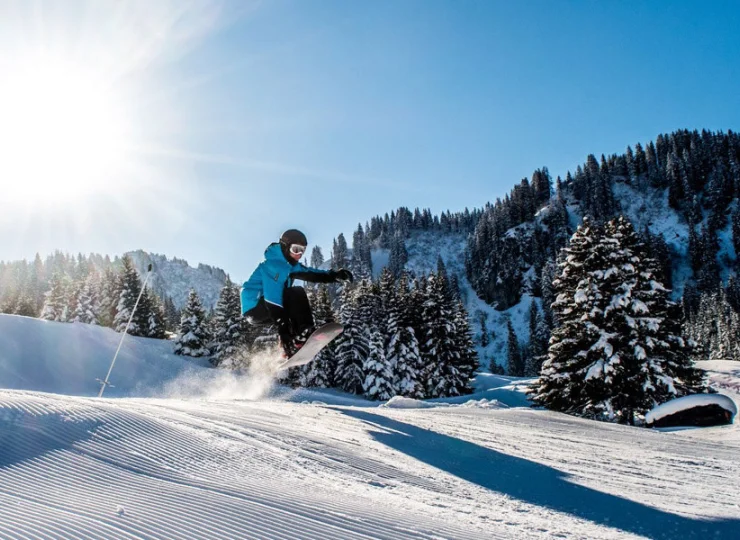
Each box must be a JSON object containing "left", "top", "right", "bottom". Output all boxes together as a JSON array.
[{"left": 278, "top": 322, "right": 343, "bottom": 370}]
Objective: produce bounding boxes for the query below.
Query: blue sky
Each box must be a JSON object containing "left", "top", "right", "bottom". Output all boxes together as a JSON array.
[{"left": 1, "top": 0, "right": 739, "bottom": 279}]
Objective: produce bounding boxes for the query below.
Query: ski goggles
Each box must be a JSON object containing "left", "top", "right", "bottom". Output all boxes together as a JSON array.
[{"left": 289, "top": 244, "right": 307, "bottom": 255}]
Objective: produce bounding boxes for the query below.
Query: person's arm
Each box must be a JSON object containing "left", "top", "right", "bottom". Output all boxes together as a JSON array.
[{"left": 291, "top": 263, "right": 353, "bottom": 283}]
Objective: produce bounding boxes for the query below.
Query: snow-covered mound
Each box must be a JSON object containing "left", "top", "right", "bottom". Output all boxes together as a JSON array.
[
  {"left": 646, "top": 393, "right": 738, "bottom": 426},
  {"left": 0, "top": 314, "right": 214, "bottom": 397}
]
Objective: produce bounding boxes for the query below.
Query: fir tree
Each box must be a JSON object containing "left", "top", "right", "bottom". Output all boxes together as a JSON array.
[
  {"left": 363, "top": 325, "right": 394, "bottom": 400},
  {"left": 334, "top": 283, "right": 368, "bottom": 394},
  {"left": 310, "top": 246, "right": 325, "bottom": 270},
  {"left": 301, "top": 287, "right": 335, "bottom": 388},
  {"left": 210, "top": 277, "right": 244, "bottom": 366},
  {"left": 450, "top": 299, "right": 479, "bottom": 393},
  {"left": 384, "top": 271, "right": 424, "bottom": 398},
  {"left": 113, "top": 256, "right": 147, "bottom": 336},
  {"left": 532, "top": 216, "right": 705, "bottom": 424},
  {"left": 421, "top": 273, "right": 462, "bottom": 397},
  {"left": 174, "top": 289, "right": 211, "bottom": 357},
  {"left": 41, "top": 273, "right": 67, "bottom": 322},
  {"left": 332, "top": 234, "right": 348, "bottom": 269},
  {"left": 506, "top": 319, "right": 525, "bottom": 376},
  {"left": 73, "top": 273, "right": 100, "bottom": 324},
  {"left": 145, "top": 290, "right": 167, "bottom": 339}
]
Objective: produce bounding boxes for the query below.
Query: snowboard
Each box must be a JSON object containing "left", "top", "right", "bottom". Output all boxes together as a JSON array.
[{"left": 278, "top": 322, "right": 343, "bottom": 370}]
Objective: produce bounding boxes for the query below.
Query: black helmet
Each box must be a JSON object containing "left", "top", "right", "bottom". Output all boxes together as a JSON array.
[{"left": 280, "top": 229, "right": 307, "bottom": 247}]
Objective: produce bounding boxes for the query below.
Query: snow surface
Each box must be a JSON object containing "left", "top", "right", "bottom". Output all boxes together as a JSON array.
[
  {"left": 645, "top": 393, "right": 738, "bottom": 424},
  {"left": 1, "top": 314, "right": 740, "bottom": 539}
]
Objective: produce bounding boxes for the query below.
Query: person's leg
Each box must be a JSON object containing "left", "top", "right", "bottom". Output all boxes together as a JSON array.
[
  {"left": 283, "top": 286, "right": 315, "bottom": 342},
  {"left": 243, "top": 298, "right": 272, "bottom": 325}
]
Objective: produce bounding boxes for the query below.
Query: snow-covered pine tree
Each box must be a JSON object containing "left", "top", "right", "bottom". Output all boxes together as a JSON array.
[
  {"left": 332, "top": 233, "right": 348, "bottom": 270},
  {"left": 334, "top": 282, "right": 368, "bottom": 394},
  {"left": 421, "top": 272, "right": 461, "bottom": 398},
  {"left": 686, "top": 287, "right": 740, "bottom": 362},
  {"left": 73, "top": 273, "right": 100, "bottom": 324},
  {"left": 532, "top": 216, "right": 705, "bottom": 424},
  {"left": 594, "top": 216, "right": 705, "bottom": 423},
  {"left": 388, "top": 233, "right": 408, "bottom": 278},
  {"left": 163, "top": 296, "right": 180, "bottom": 332},
  {"left": 97, "top": 267, "right": 121, "bottom": 328},
  {"left": 210, "top": 277, "right": 244, "bottom": 366},
  {"left": 174, "top": 289, "right": 211, "bottom": 357},
  {"left": 384, "top": 272, "right": 424, "bottom": 398},
  {"left": 363, "top": 325, "right": 394, "bottom": 400},
  {"left": 300, "top": 287, "right": 336, "bottom": 388},
  {"left": 113, "top": 256, "right": 146, "bottom": 336},
  {"left": 450, "top": 298, "right": 478, "bottom": 394},
  {"left": 526, "top": 301, "right": 548, "bottom": 375},
  {"left": 351, "top": 223, "right": 372, "bottom": 281},
  {"left": 530, "top": 217, "right": 612, "bottom": 414},
  {"left": 309, "top": 246, "right": 325, "bottom": 270},
  {"left": 145, "top": 289, "right": 167, "bottom": 339},
  {"left": 41, "top": 273, "right": 67, "bottom": 322}
]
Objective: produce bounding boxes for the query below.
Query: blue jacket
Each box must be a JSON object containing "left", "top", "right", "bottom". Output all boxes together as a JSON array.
[{"left": 240, "top": 243, "right": 333, "bottom": 314}]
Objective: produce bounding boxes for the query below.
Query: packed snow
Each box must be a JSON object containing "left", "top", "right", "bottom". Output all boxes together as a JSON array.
[{"left": 1, "top": 314, "right": 739, "bottom": 539}]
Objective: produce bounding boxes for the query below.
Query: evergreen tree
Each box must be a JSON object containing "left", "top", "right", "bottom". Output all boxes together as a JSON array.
[
  {"left": 421, "top": 273, "right": 461, "bottom": 397},
  {"left": 506, "top": 319, "right": 525, "bottom": 376},
  {"left": 532, "top": 216, "right": 705, "bottom": 424},
  {"left": 73, "top": 273, "right": 100, "bottom": 324},
  {"left": 526, "top": 302, "right": 547, "bottom": 376},
  {"left": 145, "top": 289, "right": 167, "bottom": 339},
  {"left": 388, "top": 234, "right": 408, "bottom": 277},
  {"left": 363, "top": 325, "right": 394, "bottom": 400},
  {"left": 113, "top": 256, "right": 147, "bottom": 336},
  {"left": 384, "top": 271, "right": 424, "bottom": 398},
  {"left": 210, "top": 277, "right": 244, "bottom": 366},
  {"left": 310, "top": 246, "right": 325, "bottom": 269},
  {"left": 41, "top": 273, "right": 67, "bottom": 322},
  {"left": 163, "top": 296, "right": 180, "bottom": 333},
  {"left": 686, "top": 288, "right": 740, "bottom": 362},
  {"left": 334, "top": 283, "right": 367, "bottom": 394},
  {"left": 450, "top": 299, "right": 479, "bottom": 393},
  {"left": 332, "top": 234, "right": 348, "bottom": 269},
  {"left": 174, "top": 289, "right": 211, "bottom": 357},
  {"left": 530, "top": 217, "right": 612, "bottom": 414},
  {"left": 97, "top": 267, "right": 121, "bottom": 328},
  {"left": 301, "top": 287, "right": 336, "bottom": 387}
]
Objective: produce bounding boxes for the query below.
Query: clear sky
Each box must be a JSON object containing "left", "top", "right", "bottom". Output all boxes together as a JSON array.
[{"left": 1, "top": 0, "right": 739, "bottom": 279}]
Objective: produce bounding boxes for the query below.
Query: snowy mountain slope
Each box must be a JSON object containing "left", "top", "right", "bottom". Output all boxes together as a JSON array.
[
  {"left": 372, "top": 230, "right": 537, "bottom": 369},
  {"left": 1, "top": 314, "right": 739, "bottom": 538},
  {"left": 127, "top": 250, "right": 227, "bottom": 310}
]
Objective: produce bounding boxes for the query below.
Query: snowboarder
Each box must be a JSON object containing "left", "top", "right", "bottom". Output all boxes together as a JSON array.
[{"left": 241, "top": 229, "right": 353, "bottom": 357}]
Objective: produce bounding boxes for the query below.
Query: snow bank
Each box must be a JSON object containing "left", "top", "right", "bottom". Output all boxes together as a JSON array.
[
  {"left": 645, "top": 393, "right": 738, "bottom": 424},
  {"left": 381, "top": 396, "right": 435, "bottom": 409}
]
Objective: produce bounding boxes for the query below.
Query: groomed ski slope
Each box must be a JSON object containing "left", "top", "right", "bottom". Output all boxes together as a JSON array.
[
  {"left": 2, "top": 391, "right": 739, "bottom": 540},
  {"left": 1, "top": 315, "right": 739, "bottom": 539}
]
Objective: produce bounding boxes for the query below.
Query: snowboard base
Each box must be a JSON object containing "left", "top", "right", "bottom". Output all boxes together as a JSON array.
[{"left": 278, "top": 322, "right": 343, "bottom": 370}]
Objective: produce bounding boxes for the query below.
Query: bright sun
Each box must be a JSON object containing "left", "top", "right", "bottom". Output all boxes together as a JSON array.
[{"left": 0, "top": 56, "right": 130, "bottom": 206}]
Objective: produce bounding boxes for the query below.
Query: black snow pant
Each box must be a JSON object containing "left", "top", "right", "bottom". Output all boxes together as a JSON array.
[{"left": 244, "top": 286, "right": 315, "bottom": 337}]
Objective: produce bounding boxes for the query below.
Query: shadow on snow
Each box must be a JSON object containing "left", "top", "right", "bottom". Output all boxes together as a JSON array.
[
  {"left": 0, "top": 408, "right": 100, "bottom": 469},
  {"left": 338, "top": 408, "right": 738, "bottom": 540}
]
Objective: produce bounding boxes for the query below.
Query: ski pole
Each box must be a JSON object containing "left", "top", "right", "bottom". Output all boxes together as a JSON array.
[{"left": 98, "top": 263, "right": 153, "bottom": 398}]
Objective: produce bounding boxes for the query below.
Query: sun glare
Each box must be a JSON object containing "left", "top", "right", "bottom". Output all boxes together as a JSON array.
[{"left": 0, "top": 57, "right": 131, "bottom": 206}]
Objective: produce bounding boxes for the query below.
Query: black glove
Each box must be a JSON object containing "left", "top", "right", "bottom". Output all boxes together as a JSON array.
[{"left": 331, "top": 268, "right": 353, "bottom": 283}]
